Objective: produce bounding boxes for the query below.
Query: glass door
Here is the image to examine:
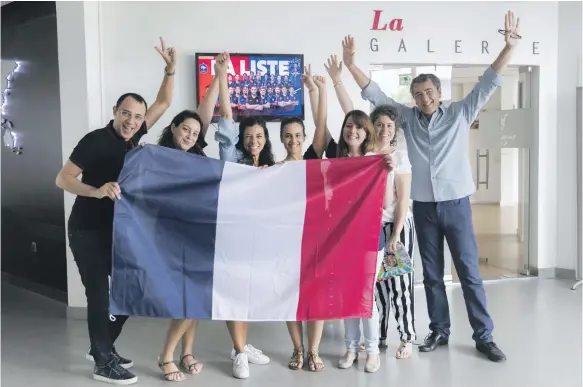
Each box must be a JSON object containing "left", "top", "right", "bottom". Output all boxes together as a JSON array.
[{"left": 461, "top": 65, "right": 533, "bottom": 280}]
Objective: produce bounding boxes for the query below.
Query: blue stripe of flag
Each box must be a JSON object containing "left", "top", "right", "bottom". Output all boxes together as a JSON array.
[{"left": 110, "top": 145, "right": 223, "bottom": 319}]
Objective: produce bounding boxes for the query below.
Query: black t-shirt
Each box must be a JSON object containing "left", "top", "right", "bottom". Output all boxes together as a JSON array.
[
  {"left": 67, "top": 120, "right": 148, "bottom": 231},
  {"left": 302, "top": 140, "right": 338, "bottom": 160},
  {"left": 247, "top": 94, "right": 260, "bottom": 105}
]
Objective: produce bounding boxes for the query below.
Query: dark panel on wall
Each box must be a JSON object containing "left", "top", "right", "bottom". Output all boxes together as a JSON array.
[{"left": 1, "top": 2, "right": 67, "bottom": 295}]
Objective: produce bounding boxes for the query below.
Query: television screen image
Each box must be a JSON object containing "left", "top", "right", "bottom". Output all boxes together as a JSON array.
[{"left": 195, "top": 53, "right": 304, "bottom": 122}]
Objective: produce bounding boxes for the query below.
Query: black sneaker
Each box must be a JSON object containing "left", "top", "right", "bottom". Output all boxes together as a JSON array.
[
  {"left": 93, "top": 358, "right": 138, "bottom": 385},
  {"left": 86, "top": 347, "right": 134, "bottom": 369},
  {"left": 476, "top": 342, "right": 507, "bottom": 362}
]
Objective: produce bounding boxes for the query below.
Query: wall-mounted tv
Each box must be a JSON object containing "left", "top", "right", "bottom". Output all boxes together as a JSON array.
[{"left": 195, "top": 53, "right": 304, "bottom": 122}]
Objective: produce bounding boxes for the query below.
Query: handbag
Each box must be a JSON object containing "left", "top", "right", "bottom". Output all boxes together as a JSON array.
[{"left": 376, "top": 241, "right": 413, "bottom": 281}]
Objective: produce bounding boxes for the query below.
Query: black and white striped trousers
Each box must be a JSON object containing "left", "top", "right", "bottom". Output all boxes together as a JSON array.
[{"left": 375, "top": 217, "right": 416, "bottom": 342}]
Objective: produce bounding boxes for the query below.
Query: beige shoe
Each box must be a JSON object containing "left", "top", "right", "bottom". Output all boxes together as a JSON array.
[
  {"left": 364, "top": 354, "right": 380, "bottom": 373},
  {"left": 338, "top": 351, "right": 358, "bottom": 369}
]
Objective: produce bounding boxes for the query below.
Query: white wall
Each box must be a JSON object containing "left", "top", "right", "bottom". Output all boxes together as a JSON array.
[
  {"left": 556, "top": 1, "right": 582, "bottom": 273},
  {"left": 56, "top": 1, "right": 104, "bottom": 308},
  {"left": 57, "top": 1, "right": 561, "bottom": 307}
]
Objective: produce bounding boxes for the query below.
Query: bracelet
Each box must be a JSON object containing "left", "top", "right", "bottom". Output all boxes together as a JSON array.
[
  {"left": 333, "top": 80, "right": 343, "bottom": 88},
  {"left": 308, "top": 88, "right": 317, "bottom": 92},
  {"left": 498, "top": 29, "right": 522, "bottom": 39},
  {"left": 165, "top": 68, "right": 175, "bottom": 76}
]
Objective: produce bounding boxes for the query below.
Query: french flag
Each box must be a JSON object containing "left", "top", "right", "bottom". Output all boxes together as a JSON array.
[{"left": 110, "top": 145, "right": 387, "bottom": 321}]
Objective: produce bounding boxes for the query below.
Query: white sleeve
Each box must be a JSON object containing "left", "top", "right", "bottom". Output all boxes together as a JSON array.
[{"left": 395, "top": 150, "right": 412, "bottom": 175}]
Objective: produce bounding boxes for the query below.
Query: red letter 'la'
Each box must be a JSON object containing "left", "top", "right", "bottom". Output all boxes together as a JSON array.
[
  {"left": 389, "top": 18, "right": 403, "bottom": 31},
  {"left": 371, "top": 10, "right": 387, "bottom": 30}
]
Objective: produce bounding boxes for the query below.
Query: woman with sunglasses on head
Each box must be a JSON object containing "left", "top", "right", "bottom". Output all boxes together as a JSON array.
[
  {"left": 214, "top": 52, "right": 272, "bottom": 379},
  {"left": 278, "top": 67, "right": 329, "bottom": 372},
  {"left": 324, "top": 53, "right": 417, "bottom": 360}
]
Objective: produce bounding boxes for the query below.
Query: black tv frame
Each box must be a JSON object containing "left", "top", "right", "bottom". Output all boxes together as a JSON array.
[{"left": 195, "top": 52, "right": 305, "bottom": 123}]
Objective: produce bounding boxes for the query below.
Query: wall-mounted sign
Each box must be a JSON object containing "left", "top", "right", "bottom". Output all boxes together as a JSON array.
[{"left": 369, "top": 10, "right": 540, "bottom": 56}]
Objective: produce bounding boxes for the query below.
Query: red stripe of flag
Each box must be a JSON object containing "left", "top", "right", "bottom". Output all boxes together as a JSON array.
[{"left": 296, "top": 155, "right": 388, "bottom": 321}]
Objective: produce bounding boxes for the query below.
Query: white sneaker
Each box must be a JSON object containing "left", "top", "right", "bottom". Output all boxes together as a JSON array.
[
  {"left": 230, "top": 344, "right": 270, "bottom": 365},
  {"left": 338, "top": 351, "right": 358, "bottom": 369},
  {"left": 232, "top": 353, "right": 250, "bottom": 379},
  {"left": 365, "top": 354, "right": 380, "bottom": 373}
]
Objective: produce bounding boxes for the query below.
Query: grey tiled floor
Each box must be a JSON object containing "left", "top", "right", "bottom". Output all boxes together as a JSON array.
[{"left": 2, "top": 278, "right": 582, "bottom": 387}]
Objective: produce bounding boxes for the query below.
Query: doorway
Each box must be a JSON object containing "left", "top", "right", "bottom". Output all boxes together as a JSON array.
[{"left": 369, "top": 63, "right": 537, "bottom": 283}]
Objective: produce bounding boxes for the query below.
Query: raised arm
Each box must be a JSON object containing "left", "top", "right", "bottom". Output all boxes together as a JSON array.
[
  {"left": 217, "top": 53, "right": 232, "bottom": 122},
  {"left": 302, "top": 65, "right": 334, "bottom": 150},
  {"left": 491, "top": 11, "right": 520, "bottom": 75},
  {"left": 324, "top": 54, "right": 353, "bottom": 115},
  {"left": 311, "top": 75, "right": 328, "bottom": 158},
  {"left": 302, "top": 65, "right": 319, "bottom": 124},
  {"left": 342, "top": 35, "right": 411, "bottom": 118},
  {"left": 214, "top": 52, "right": 239, "bottom": 162},
  {"left": 197, "top": 75, "right": 219, "bottom": 138},
  {"left": 144, "top": 37, "right": 175, "bottom": 130},
  {"left": 458, "top": 11, "right": 520, "bottom": 122}
]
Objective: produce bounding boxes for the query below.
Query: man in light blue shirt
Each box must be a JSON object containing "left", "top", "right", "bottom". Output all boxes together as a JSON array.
[{"left": 340, "top": 11, "right": 521, "bottom": 362}]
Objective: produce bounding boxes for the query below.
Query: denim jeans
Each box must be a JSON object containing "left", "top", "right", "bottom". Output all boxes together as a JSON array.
[
  {"left": 343, "top": 250, "right": 384, "bottom": 355},
  {"left": 413, "top": 197, "right": 494, "bottom": 343}
]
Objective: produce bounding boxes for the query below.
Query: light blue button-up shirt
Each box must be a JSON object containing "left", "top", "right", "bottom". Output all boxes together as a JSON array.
[
  {"left": 215, "top": 117, "right": 243, "bottom": 163},
  {"left": 361, "top": 67, "right": 503, "bottom": 202}
]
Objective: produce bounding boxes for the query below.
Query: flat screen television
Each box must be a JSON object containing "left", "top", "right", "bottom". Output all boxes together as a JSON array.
[{"left": 195, "top": 53, "right": 304, "bottom": 122}]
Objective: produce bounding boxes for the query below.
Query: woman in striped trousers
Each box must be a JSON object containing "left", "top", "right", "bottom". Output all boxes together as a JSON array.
[
  {"left": 371, "top": 106, "right": 417, "bottom": 360},
  {"left": 376, "top": 217, "right": 416, "bottom": 359}
]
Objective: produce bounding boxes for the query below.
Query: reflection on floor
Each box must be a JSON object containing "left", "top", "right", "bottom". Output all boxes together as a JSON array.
[
  {"left": 453, "top": 204, "right": 524, "bottom": 281},
  {"left": 2, "top": 280, "right": 581, "bottom": 387}
]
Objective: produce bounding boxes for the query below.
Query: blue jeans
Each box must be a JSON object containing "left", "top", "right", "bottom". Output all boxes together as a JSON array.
[{"left": 412, "top": 197, "right": 494, "bottom": 344}]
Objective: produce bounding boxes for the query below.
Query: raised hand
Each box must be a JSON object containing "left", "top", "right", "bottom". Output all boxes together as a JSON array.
[
  {"left": 342, "top": 35, "right": 355, "bottom": 69},
  {"left": 301, "top": 64, "right": 317, "bottom": 91},
  {"left": 503, "top": 11, "right": 521, "bottom": 47},
  {"left": 214, "top": 52, "right": 230, "bottom": 76},
  {"left": 155, "top": 37, "right": 176, "bottom": 72},
  {"left": 313, "top": 75, "right": 326, "bottom": 90},
  {"left": 324, "top": 54, "right": 343, "bottom": 84}
]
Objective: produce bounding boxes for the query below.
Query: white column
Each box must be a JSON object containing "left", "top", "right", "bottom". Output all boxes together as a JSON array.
[{"left": 56, "top": 1, "right": 104, "bottom": 308}]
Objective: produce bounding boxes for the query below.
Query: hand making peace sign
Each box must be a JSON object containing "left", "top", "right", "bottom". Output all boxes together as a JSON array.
[
  {"left": 155, "top": 37, "right": 176, "bottom": 73},
  {"left": 301, "top": 64, "right": 317, "bottom": 91}
]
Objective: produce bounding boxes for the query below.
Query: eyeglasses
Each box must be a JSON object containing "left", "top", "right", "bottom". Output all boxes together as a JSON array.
[{"left": 117, "top": 109, "right": 144, "bottom": 122}]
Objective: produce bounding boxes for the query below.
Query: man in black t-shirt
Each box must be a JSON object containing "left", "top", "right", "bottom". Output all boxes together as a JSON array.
[
  {"left": 55, "top": 38, "right": 176, "bottom": 386},
  {"left": 245, "top": 86, "right": 262, "bottom": 112}
]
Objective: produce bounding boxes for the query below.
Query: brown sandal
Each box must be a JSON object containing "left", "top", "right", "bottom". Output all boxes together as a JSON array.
[
  {"left": 308, "top": 350, "right": 324, "bottom": 372},
  {"left": 158, "top": 359, "right": 186, "bottom": 382},
  {"left": 179, "top": 354, "right": 203, "bottom": 374},
  {"left": 288, "top": 347, "right": 304, "bottom": 370}
]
